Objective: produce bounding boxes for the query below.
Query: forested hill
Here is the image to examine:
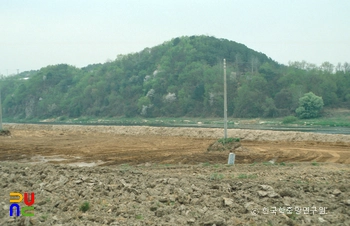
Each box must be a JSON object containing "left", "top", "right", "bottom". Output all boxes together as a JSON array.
[{"left": 0, "top": 35, "right": 350, "bottom": 120}]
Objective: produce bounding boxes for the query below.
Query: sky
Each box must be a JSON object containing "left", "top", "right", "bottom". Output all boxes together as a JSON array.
[{"left": 1, "top": 0, "right": 349, "bottom": 74}]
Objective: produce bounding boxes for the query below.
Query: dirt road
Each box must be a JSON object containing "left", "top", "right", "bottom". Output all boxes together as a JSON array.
[{"left": 1, "top": 124, "right": 349, "bottom": 165}]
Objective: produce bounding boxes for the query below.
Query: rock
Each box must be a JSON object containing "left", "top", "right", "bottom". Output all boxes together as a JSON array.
[
  {"left": 268, "top": 192, "right": 280, "bottom": 198},
  {"left": 74, "top": 179, "right": 83, "bottom": 184},
  {"left": 187, "top": 218, "right": 196, "bottom": 223},
  {"left": 177, "top": 193, "right": 191, "bottom": 204},
  {"left": 244, "top": 202, "right": 259, "bottom": 212},
  {"left": 303, "top": 215, "right": 312, "bottom": 223},
  {"left": 155, "top": 208, "right": 167, "bottom": 217},
  {"left": 3, "top": 204, "right": 9, "bottom": 211},
  {"left": 343, "top": 200, "right": 350, "bottom": 206},
  {"left": 279, "top": 189, "right": 296, "bottom": 197},
  {"left": 168, "top": 178, "right": 179, "bottom": 185},
  {"left": 259, "top": 185, "right": 274, "bottom": 191},
  {"left": 29, "top": 218, "right": 38, "bottom": 225},
  {"left": 37, "top": 200, "right": 47, "bottom": 206},
  {"left": 223, "top": 197, "right": 234, "bottom": 207},
  {"left": 55, "top": 175, "right": 69, "bottom": 186},
  {"left": 258, "top": 191, "right": 268, "bottom": 197},
  {"left": 202, "top": 215, "right": 226, "bottom": 226},
  {"left": 191, "top": 184, "right": 200, "bottom": 191},
  {"left": 318, "top": 217, "right": 328, "bottom": 223},
  {"left": 159, "top": 197, "right": 168, "bottom": 203},
  {"left": 258, "top": 189, "right": 279, "bottom": 198},
  {"left": 282, "top": 197, "right": 291, "bottom": 206},
  {"left": 120, "top": 179, "right": 131, "bottom": 188},
  {"left": 54, "top": 201, "right": 61, "bottom": 208},
  {"left": 45, "top": 185, "right": 55, "bottom": 192},
  {"left": 333, "top": 189, "right": 341, "bottom": 196},
  {"left": 150, "top": 206, "right": 157, "bottom": 211}
]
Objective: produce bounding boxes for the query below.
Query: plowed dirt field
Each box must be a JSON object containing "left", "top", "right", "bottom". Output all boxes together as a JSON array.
[
  {"left": 1, "top": 124, "right": 350, "bottom": 225},
  {"left": 1, "top": 124, "right": 349, "bottom": 165}
]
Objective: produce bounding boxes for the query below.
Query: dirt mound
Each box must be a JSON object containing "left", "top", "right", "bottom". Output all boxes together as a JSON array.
[
  {"left": 207, "top": 139, "right": 241, "bottom": 152},
  {"left": 5, "top": 123, "right": 350, "bottom": 143}
]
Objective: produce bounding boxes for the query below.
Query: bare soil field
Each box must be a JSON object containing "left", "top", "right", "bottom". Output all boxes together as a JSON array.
[
  {"left": 0, "top": 124, "right": 349, "bottom": 225},
  {"left": 1, "top": 124, "right": 350, "bottom": 165}
]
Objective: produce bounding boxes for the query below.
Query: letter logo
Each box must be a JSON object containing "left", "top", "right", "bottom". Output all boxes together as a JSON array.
[
  {"left": 9, "top": 204, "right": 20, "bottom": 217},
  {"left": 21, "top": 206, "right": 35, "bottom": 217},
  {"left": 24, "top": 193, "right": 35, "bottom": 206},
  {"left": 10, "top": 193, "right": 23, "bottom": 203}
]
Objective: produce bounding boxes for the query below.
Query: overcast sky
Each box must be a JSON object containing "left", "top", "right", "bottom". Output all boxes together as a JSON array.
[{"left": 1, "top": 0, "right": 349, "bottom": 74}]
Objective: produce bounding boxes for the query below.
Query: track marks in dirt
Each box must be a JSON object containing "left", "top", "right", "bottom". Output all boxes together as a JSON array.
[
  {"left": 1, "top": 129, "right": 349, "bottom": 165},
  {"left": 243, "top": 141, "right": 350, "bottom": 164}
]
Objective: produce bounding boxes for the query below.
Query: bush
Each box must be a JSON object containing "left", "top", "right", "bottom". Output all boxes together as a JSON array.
[
  {"left": 282, "top": 116, "right": 298, "bottom": 124},
  {"left": 218, "top": 137, "right": 240, "bottom": 144},
  {"left": 0, "top": 129, "right": 11, "bottom": 136},
  {"left": 80, "top": 201, "right": 90, "bottom": 212},
  {"left": 296, "top": 92, "right": 324, "bottom": 119},
  {"left": 59, "top": 116, "right": 67, "bottom": 121}
]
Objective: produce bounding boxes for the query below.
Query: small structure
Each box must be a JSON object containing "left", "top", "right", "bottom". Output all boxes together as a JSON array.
[{"left": 228, "top": 153, "right": 235, "bottom": 165}]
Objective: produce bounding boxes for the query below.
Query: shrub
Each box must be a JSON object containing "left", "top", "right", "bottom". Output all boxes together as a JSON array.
[
  {"left": 59, "top": 116, "right": 67, "bottom": 121},
  {"left": 282, "top": 116, "right": 298, "bottom": 124},
  {"left": 80, "top": 201, "right": 90, "bottom": 212},
  {"left": 135, "top": 214, "right": 143, "bottom": 220},
  {"left": 296, "top": 92, "right": 324, "bottom": 119},
  {"left": 218, "top": 137, "right": 240, "bottom": 144},
  {"left": 210, "top": 173, "right": 224, "bottom": 180},
  {"left": 311, "top": 161, "right": 319, "bottom": 166}
]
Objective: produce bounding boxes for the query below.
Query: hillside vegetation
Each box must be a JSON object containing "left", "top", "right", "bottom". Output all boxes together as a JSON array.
[{"left": 1, "top": 35, "right": 350, "bottom": 120}]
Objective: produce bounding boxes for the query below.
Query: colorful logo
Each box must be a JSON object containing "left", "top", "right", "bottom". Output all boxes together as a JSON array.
[{"left": 9, "top": 192, "right": 35, "bottom": 217}]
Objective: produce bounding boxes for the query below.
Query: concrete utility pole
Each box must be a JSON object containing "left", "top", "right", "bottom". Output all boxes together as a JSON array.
[{"left": 223, "top": 59, "right": 227, "bottom": 139}]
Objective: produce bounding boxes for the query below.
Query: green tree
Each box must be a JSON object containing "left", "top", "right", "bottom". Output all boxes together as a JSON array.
[
  {"left": 234, "top": 85, "right": 265, "bottom": 118},
  {"left": 295, "top": 92, "right": 324, "bottom": 119}
]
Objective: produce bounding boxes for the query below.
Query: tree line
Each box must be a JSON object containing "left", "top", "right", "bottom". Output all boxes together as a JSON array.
[{"left": 0, "top": 35, "right": 349, "bottom": 120}]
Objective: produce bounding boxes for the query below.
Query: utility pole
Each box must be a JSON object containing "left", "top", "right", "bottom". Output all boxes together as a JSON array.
[{"left": 223, "top": 59, "right": 227, "bottom": 139}]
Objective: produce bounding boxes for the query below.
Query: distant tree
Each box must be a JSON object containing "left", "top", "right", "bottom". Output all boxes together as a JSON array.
[
  {"left": 320, "top": 62, "right": 334, "bottom": 74},
  {"left": 234, "top": 85, "right": 265, "bottom": 117},
  {"left": 250, "top": 56, "right": 260, "bottom": 73},
  {"left": 295, "top": 92, "right": 324, "bottom": 119},
  {"left": 137, "top": 96, "right": 151, "bottom": 112},
  {"left": 274, "top": 88, "right": 293, "bottom": 110},
  {"left": 262, "top": 97, "right": 277, "bottom": 117},
  {"left": 343, "top": 62, "right": 350, "bottom": 73}
]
